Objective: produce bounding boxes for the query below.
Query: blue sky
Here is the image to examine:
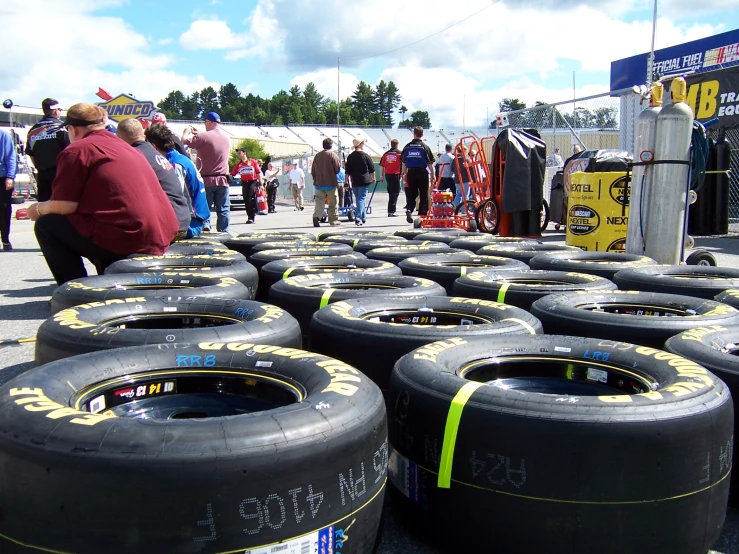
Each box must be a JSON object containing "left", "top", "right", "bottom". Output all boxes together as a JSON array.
[{"left": 3, "top": 0, "right": 738, "bottom": 127}]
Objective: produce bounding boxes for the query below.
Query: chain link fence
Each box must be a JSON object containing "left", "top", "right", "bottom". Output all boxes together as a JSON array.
[{"left": 503, "top": 90, "right": 739, "bottom": 236}]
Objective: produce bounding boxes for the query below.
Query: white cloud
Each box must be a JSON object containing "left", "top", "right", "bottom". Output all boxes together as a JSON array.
[
  {"left": 290, "top": 69, "right": 359, "bottom": 102},
  {"left": 158, "top": 37, "right": 173, "bottom": 45},
  {"left": 0, "top": 0, "right": 218, "bottom": 109},
  {"left": 179, "top": 19, "right": 247, "bottom": 50}
]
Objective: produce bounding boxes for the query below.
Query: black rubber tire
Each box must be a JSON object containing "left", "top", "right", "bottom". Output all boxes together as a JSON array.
[
  {"left": 198, "top": 230, "right": 232, "bottom": 243},
  {"left": 251, "top": 240, "right": 328, "bottom": 253},
  {"left": 248, "top": 246, "right": 360, "bottom": 273},
  {"left": 686, "top": 249, "right": 717, "bottom": 266},
  {"left": 413, "top": 230, "right": 473, "bottom": 244},
  {"left": 347, "top": 209, "right": 356, "bottom": 221},
  {"left": 540, "top": 198, "right": 550, "bottom": 232},
  {"left": 715, "top": 289, "right": 739, "bottom": 309},
  {"left": 163, "top": 243, "right": 244, "bottom": 259},
  {"left": 323, "top": 234, "right": 407, "bottom": 247},
  {"left": 449, "top": 236, "right": 540, "bottom": 252},
  {"left": 310, "top": 295, "right": 542, "bottom": 390},
  {"left": 452, "top": 269, "right": 617, "bottom": 311},
  {"left": 387, "top": 334, "right": 731, "bottom": 554},
  {"left": 476, "top": 198, "right": 500, "bottom": 234},
  {"left": 398, "top": 253, "right": 528, "bottom": 294},
  {"left": 393, "top": 229, "right": 427, "bottom": 240},
  {"left": 36, "top": 297, "right": 302, "bottom": 365},
  {"left": 105, "top": 254, "right": 258, "bottom": 297},
  {"left": 529, "top": 251, "right": 657, "bottom": 280},
  {"left": 665, "top": 326, "right": 739, "bottom": 504},
  {"left": 261, "top": 257, "right": 403, "bottom": 293},
  {"left": 530, "top": 290, "right": 739, "bottom": 348},
  {"left": 365, "top": 244, "right": 459, "bottom": 264},
  {"left": 270, "top": 274, "right": 446, "bottom": 347},
  {"left": 353, "top": 239, "right": 432, "bottom": 254},
  {"left": 477, "top": 243, "right": 581, "bottom": 265},
  {"left": 454, "top": 200, "right": 476, "bottom": 217},
  {"left": 50, "top": 272, "right": 252, "bottom": 315},
  {"left": 0, "top": 343, "right": 386, "bottom": 553},
  {"left": 613, "top": 265, "right": 739, "bottom": 299},
  {"left": 225, "top": 233, "right": 314, "bottom": 257},
  {"left": 317, "top": 229, "right": 392, "bottom": 241}
]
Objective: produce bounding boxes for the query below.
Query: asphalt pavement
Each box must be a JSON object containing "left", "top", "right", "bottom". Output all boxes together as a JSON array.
[{"left": 1, "top": 191, "right": 738, "bottom": 553}]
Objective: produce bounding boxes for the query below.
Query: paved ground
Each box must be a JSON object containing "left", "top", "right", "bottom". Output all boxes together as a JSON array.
[{"left": 2, "top": 192, "right": 739, "bottom": 553}]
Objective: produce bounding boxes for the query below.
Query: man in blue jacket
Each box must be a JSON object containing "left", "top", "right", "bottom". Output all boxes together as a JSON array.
[
  {"left": 146, "top": 124, "right": 210, "bottom": 238},
  {"left": 0, "top": 129, "right": 17, "bottom": 250}
]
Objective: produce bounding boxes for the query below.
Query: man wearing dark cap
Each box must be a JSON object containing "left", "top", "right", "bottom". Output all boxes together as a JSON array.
[
  {"left": 27, "top": 102, "right": 180, "bottom": 286},
  {"left": 182, "top": 112, "right": 231, "bottom": 233},
  {"left": 25, "top": 98, "right": 70, "bottom": 202}
]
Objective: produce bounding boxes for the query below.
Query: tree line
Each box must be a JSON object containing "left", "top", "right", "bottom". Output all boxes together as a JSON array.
[
  {"left": 158, "top": 80, "right": 433, "bottom": 128},
  {"left": 497, "top": 98, "right": 618, "bottom": 130}
]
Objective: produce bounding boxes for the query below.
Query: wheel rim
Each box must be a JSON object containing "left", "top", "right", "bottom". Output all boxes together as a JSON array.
[
  {"left": 104, "top": 314, "right": 243, "bottom": 329},
  {"left": 478, "top": 201, "right": 498, "bottom": 233},
  {"left": 460, "top": 357, "right": 655, "bottom": 395},
  {"left": 361, "top": 309, "right": 492, "bottom": 325},
  {"left": 72, "top": 370, "right": 303, "bottom": 420},
  {"left": 579, "top": 303, "right": 690, "bottom": 317}
]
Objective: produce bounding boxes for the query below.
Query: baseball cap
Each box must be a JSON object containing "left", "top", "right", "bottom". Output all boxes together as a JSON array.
[
  {"left": 205, "top": 112, "right": 221, "bottom": 123},
  {"left": 152, "top": 112, "right": 167, "bottom": 124}
]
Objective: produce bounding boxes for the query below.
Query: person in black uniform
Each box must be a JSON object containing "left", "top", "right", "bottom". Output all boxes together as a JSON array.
[
  {"left": 25, "top": 98, "right": 70, "bottom": 202},
  {"left": 401, "top": 126, "right": 435, "bottom": 223}
]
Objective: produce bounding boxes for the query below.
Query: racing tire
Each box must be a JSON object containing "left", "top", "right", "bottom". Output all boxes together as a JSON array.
[
  {"left": 715, "top": 289, "right": 739, "bottom": 309},
  {"left": 0, "top": 343, "right": 386, "bottom": 554},
  {"left": 270, "top": 275, "right": 446, "bottom": 347},
  {"left": 347, "top": 209, "right": 356, "bottom": 222},
  {"left": 36, "top": 297, "right": 302, "bottom": 366},
  {"left": 323, "top": 234, "right": 407, "bottom": 247},
  {"left": 613, "top": 265, "right": 739, "bottom": 299},
  {"left": 449, "top": 236, "right": 540, "bottom": 252},
  {"left": 413, "top": 230, "right": 472, "bottom": 244},
  {"left": 225, "top": 233, "right": 315, "bottom": 257},
  {"left": 529, "top": 251, "right": 657, "bottom": 280},
  {"left": 365, "top": 244, "right": 458, "bottom": 265},
  {"left": 476, "top": 198, "right": 500, "bottom": 234},
  {"left": 251, "top": 240, "right": 329, "bottom": 254},
  {"left": 310, "top": 295, "right": 542, "bottom": 390},
  {"left": 50, "top": 272, "right": 252, "bottom": 315},
  {"left": 105, "top": 254, "right": 258, "bottom": 297},
  {"left": 261, "top": 257, "right": 402, "bottom": 294},
  {"left": 540, "top": 198, "right": 550, "bottom": 232},
  {"left": 163, "top": 243, "right": 244, "bottom": 259},
  {"left": 476, "top": 243, "right": 581, "bottom": 265},
  {"left": 398, "top": 253, "right": 528, "bottom": 294},
  {"left": 665, "top": 326, "right": 739, "bottom": 504},
  {"left": 387, "top": 334, "right": 732, "bottom": 554},
  {"left": 248, "top": 247, "right": 361, "bottom": 274},
  {"left": 10, "top": 196, "right": 25, "bottom": 205},
  {"left": 452, "top": 269, "right": 617, "bottom": 311},
  {"left": 198, "top": 230, "right": 232, "bottom": 243},
  {"left": 393, "top": 229, "right": 428, "bottom": 240},
  {"left": 353, "top": 239, "right": 433, "bottom": 254},
  {"left": 530, "top": 290, "right": 739, "bottom": 348},
  {"left": 316, "top": 229, "right": 392, "bottom": 242}
]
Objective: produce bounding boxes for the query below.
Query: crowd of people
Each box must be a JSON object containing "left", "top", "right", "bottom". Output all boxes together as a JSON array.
[{"left": 0, "top": 99, "right": 467, "bottom": 286}]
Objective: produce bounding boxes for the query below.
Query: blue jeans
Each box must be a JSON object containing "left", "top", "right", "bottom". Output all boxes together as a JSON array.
[
  {"left": 205, "top": 186, "right": 230, "bottom": 232},
  {"left": 454, "top": 182, "right": 473, "bottom": 210},
  {"left": 355, "top": 185, "right": 369, "bottom": 222}
]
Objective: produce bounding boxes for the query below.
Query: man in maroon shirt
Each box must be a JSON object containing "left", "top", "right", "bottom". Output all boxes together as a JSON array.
[{"left": 27, "top": 102, "right": 180, "bottom": 285}]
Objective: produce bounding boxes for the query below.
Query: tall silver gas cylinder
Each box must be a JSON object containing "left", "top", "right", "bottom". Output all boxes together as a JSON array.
[
  {"left": 644, "top": 78, "right": 693, "bottom": 265},
  {"left": 626, "top": 83, "right": 663, "bottom": 254}
]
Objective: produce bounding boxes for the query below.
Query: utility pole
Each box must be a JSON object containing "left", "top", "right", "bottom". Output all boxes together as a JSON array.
[
  {"left": 647, "top": 0, "right": 658, "bottom": 84},
  {"left": 337, "top": 57, "right": 341, "bottom": 158}
]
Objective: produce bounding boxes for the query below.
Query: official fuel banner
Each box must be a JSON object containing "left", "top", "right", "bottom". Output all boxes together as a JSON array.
[{"left": 685, "top": 65, "right": 739, "bottom": 128}]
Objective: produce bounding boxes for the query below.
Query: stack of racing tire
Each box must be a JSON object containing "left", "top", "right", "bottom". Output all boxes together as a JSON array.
[{"left": 1, "top": 228, "right": 738, "bottom": 553}]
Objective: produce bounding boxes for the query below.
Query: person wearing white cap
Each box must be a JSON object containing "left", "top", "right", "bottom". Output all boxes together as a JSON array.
[{"left": 344, "top": 138, "right": 376, "bottom": 226}]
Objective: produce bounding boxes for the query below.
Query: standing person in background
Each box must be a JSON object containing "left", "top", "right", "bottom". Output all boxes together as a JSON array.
[
  {"left": 182, "top": 112, "right": 231, "bottom": 233},
  {"left": 0, "top": 129, "right": 17, "bottom": 251},
  {"left": 151, "top": 112, "right": 187, "bottom": 155},
  {"left": 288, "top": 162, "right": 305, "bottom": 211},
  {"left": 311, "top": 137, "right": 341, "bottom": 227},
  {"left": 27, "top": 102, "right": 179, "bottom": 285},
  {"left": 452, "top": 144, "right": 473, "bottom": 211},
  {"left": 337, "top": 163, "right": 348, "bottom": 208},
  {"left": 145, "top": 124, "right": 210, "bottom": 239},
  {"left": 116, "top": 119, "right": 191, "bottom": 240},
  {"left": 231, "top": 148, "right": 263, "bottom": 224},
  {"left": 380, "top": 138, "right": 402, "bottom": 217},
  {"left": 345, "top": 138, "right": 375, "bottom": 227},
  {"left": 263, "top": 162, "right": 280, "bottom": 213},
  {"left": 401, "top": 126, "right": 435, "bottom": 223},
  {"left": 25, "top": 98, "right": 69, "bottom": 202},
  {"left": 436, "top": 143, "right": 456, "bottom": 197}
]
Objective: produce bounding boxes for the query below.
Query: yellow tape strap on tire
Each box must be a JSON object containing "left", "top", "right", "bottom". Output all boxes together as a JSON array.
[
  {"left": 502, "top": 318, "right": 537, "bottom": 335},
  {"left": 496, "top": 282, "right": 511, "bottom": 303},
  {"left": 282, "top": 267, "right": 297, "bottom": 279},
  {"left": 460, "top": 266, "right": 467, "bottom": 277},
  {"left": 353, "top": 239, "right": 360, "bottom": 247},
  {"left": 319, "top": 288, "right": 335, "bottom": 309},
  {"left": 438, "top": 381, "right": 484, "bottom": 488}
]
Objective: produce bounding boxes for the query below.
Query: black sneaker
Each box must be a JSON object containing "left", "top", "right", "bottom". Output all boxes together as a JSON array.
[
  {"left": 2, "top": 242, "right": 11, "bottom": 251},
  {"left": 313, "top": 217, "right": 320, "bottom": 227},
  {"left": 247, "top": 219, "right": 255, "bottom": 224},
  {"left": 405, "top": 210, "right": 413, "bottom": 224},
  {"left": 388, "top": 213, "right": 397, "bottom": 217}
]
